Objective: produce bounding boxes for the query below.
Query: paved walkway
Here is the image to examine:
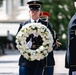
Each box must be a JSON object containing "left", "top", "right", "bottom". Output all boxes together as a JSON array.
[
  {"left": 0, "top": 49, "right": 19, "bottom": 75},
  {"left": 0, "top": 49, "right": 69, "bottom": 75},
  {"left": 54, "top": 51, "right": 69, "bottom": 75}
]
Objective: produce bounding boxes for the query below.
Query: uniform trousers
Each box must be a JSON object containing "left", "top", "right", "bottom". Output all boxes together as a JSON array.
[
  {"left": 69, "top": 69, "right": 76, "bottom": 75},
  {"left": 19, "top": 66, "right": 54, "bottom": 75},
  {"left": 69, "top": 69, "right": 72, "bottom": 75}
]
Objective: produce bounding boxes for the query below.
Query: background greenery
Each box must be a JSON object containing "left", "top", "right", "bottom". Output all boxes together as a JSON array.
[
  {"left": 0, "top": 0, "right": 3, "bottom": 7},
  {"left": 41, "top": 0, "right": 75, "bottom": 50}
]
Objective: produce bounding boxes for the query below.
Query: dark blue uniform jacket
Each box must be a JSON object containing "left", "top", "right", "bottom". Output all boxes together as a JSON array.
[
  {"left": 17, "top": 19, "right": 55, "bottom": 68},
  {"left": 65, "top": 13, "right": 76, "bottom": 71}
]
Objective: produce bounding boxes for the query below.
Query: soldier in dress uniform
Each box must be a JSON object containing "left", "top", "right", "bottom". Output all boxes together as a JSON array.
[
  {"left": 39, "top": 11, "right": 61, "bottom": 50},
  {"left": 65, "top": 0, "right": 76, "bottom": 75},
  {"left": 17, "top": 0, "right": 61, "bottom": 75},
  {"left": 39, "top": 11, "right": 61, "bottom": 75}
]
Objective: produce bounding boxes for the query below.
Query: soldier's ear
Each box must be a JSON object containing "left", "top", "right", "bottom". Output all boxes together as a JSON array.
[{"left": 29, "top": 10, "right": 31, "bottom": 14}]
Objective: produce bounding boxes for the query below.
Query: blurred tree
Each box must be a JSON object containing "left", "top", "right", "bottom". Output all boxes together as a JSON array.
[
  {"left": 41, "top": 0, "right": 75, "bottom": 49},
  {"left": 0, "top": 0, "right": 3, "bottom": 7}
]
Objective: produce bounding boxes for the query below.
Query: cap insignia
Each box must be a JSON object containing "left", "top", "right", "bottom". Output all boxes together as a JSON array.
[{"left": 34, "top": 1, "right": 36, "bottom": 4}]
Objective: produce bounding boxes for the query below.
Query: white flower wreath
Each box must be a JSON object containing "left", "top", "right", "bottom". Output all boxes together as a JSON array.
[{"left": 16, "top": 23, "right": 53, "bottom": 61}]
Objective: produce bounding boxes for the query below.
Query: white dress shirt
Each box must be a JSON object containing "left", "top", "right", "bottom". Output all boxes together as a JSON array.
[{"left": 30, "top": 18, "right": 39, "bottom": 23}]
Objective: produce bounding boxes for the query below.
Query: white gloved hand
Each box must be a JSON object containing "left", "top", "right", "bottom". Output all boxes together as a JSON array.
[
  {"left": 72, "top": 71, "right": 76, "bottom": 75},
  {"left": 27, "top": 38, "right": 32, "bottom": 48},
  {"left": 33, "top": 33, "right": 38, "bottom": 37}
]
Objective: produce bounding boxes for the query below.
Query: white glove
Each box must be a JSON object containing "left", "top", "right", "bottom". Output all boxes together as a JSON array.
[
  {"left": 33, "top": 33, "right": 38, "bottom": 37},
  {"left": 27, "top": 39, "right": 32, "bottom": 48},
  {"left": 72, "top": 71, "right": 76, "bottom": 75}
]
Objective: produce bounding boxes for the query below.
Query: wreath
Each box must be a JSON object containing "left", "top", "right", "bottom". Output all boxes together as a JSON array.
[{"left": 16, "top": 23, "right": 53, "bottom": 61}]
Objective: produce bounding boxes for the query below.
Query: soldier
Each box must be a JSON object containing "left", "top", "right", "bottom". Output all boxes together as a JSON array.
[
  {"left": 17, "top": 0, "right": 61, "bottom": 75},
  {"left": 65, "top": 0, "right": 76, "bottom": 75},
  {"left": 40, "top": 11, "right": 61, "bottom": 50},
  {"left": 39, "top": 11, "right": 61, "bottom": 75}
]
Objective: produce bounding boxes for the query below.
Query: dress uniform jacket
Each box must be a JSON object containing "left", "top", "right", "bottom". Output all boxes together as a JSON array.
[
  {"left": 65, "top": 13, "right": 76, "bottom": 71},
  {"left": 17, "top": 19, "right": 55, "bottom": 68}
]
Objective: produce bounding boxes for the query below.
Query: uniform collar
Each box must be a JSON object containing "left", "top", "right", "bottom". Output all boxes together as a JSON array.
[{"left": 30, "top": 18, "right": 39, "bottom": 23}]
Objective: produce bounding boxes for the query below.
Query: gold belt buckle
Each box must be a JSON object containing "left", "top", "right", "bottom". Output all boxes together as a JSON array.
[{"left": 32, "top": 45, "right": 36, "bottom": 48}]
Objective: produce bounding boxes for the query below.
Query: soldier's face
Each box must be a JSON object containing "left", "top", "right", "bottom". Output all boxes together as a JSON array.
[{"left": 29, "top": 9, "right": 41, "bottom": 20}]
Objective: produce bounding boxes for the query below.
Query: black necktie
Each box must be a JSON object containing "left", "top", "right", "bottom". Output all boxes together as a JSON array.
[{"left": 34, "top": 20, "right": 36, "bottom": 23}]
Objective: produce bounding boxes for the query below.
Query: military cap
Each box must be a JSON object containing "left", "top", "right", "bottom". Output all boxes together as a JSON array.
[
  {"left": 27, "top": 0, "right": 43, "bottom": 11},
  {"left": 27, "top": 0, "right": 43, "bottom": 5},
  {"left": 40, "top": 11, "right": 50, "bottom": 17},
  {"left": 39, "top": 11, "right": 50, "bottom": 21}
]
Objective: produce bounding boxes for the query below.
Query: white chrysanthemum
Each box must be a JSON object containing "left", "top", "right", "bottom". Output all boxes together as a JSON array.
[{"left": 16, "top": 23, "right": 53, "bottom": 61}]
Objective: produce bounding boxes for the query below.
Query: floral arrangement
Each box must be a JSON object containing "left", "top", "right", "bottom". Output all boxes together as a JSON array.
[{"left": 16, "top": 23, "right": 53, "bottom": 61}]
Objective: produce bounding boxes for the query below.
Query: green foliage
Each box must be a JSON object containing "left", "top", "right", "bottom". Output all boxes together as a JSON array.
[
  {"left": 0, "top": 0, "right": 3, "bottom": 6},
  {"left": 41, "top": 0, "right": 75, "bottom": 50}
]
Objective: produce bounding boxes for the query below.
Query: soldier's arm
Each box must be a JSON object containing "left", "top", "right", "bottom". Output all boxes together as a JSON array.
[
  {"left": 46, "top": 22, "right": 61, "bottom": 50},
  {"left": 52, "top": 30, "right": 62, "bottom": 50}
]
